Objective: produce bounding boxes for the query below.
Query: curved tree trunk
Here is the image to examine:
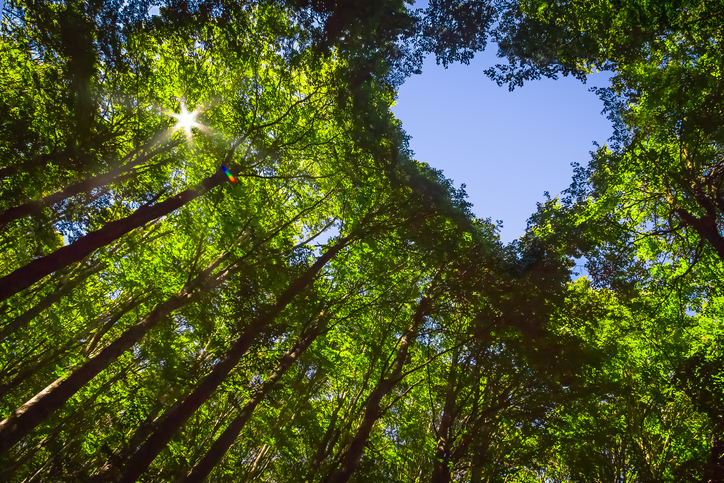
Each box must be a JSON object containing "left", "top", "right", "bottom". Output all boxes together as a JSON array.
[
  {"left": 182, "top": 321, "right": 325, "bottom": 482},
  {"left": 326, "top": 297, "right": 430, "bottom": 483},
  {"left": 115, "top": 237, "right": 350, "bottom": 483}
]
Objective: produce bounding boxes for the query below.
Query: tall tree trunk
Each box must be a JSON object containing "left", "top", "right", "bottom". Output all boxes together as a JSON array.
[
  {"left": 0, "top": 263, "right": 103, "bottom": 341},
  {"left": 326, "top": 297, "right": 431, "bottom": 483},
  {"left": 0, "top": 297, "right": 141, "bottom": 399},
  {"left": 22, "top": 435, "right": 76, "bottom": 483},
  {"left": 83, "top": 296, "right": 144, "bottom": 357},
  {"left": 0, "top": 338, "right": 48, "bottom": 383},
  {"left": 0, "top": 156, "right": 235, "bottom": 303},
  {"left": 242, "top": 444, "right": 270, "bottom": 483},
  {"left": 0, "top": 294, "right": 133, "bottom": 382},
  {"left": 431, "top": 347, "right": 459, "bottom": 483},
  {"left": 92, "top": 391, "right": 182, "bottom": 479},
  {"left": 0, "top": 139, "right": 180, "bottom": 227},
  {"left": 182, "top": 321, "right": 325, "bottom": 482},
  {"left": 0, "top": 198, "right": 343, "bottom": 454},
  {"left": 305, "top": 393, "right": 347, "bottom": 483},
  {"left": 469, "top": 461, "right": 483, "bottom": 483},
  {"left": 705, "top": 434, "right": 724, "bottom": 483},
  {"left": 0, "top": 364, "right": 134, "bottom": 481},
  {"left": 0, "top": 254, "right": 234, "bottom": 455},
  {"left": 116, "top": 237, "right": 350, "bottom": 483}
]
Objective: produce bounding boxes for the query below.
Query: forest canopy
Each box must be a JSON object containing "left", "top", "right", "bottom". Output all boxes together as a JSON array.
[{"left": 1, "top": 0, "right": 723, "bottom": 482}]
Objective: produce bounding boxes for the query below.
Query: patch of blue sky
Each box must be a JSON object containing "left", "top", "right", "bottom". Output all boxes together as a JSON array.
[{"left": 392, "top": 48, "right": 613, "bottom": 244}]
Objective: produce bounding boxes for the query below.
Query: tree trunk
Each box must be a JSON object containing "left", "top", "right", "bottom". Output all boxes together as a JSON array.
[
  {"left": 83, "top": 297, "right": 143, "bottom": 356},
  {"left": 305, "top": 393, "right": 347, "bottom": 483},
  {"left": 326, "top": 297, "right": 430, "bottom": 483},
  {"left": 0, "top": 297, "right": 141, "bottom": 399},
  {"left": 0, "top": 294, "right": 133, "bottom": 382},
  {"left": 0, "top": 164, "right": 230, "bottom": 303},
  {"left": 116, "top": 237, "right": 350, "bottom": 483},
  {"left": 91, "top": 392, "right": 182, "bottom": 480},
  {"left": 0, "top": 140, "right": 180, "bottom": 227},
  {"left": 22, "top": 434, "right": 76, "bottom": 483},
  {"left": 182, "top": 322, "right": 324, "bottom": 482},
  {"left": 431, "top": 347, "right": 458, "bottom": 483},
  {"left": 242, "top": 443, "right": 269, "bottom": 483},
  {"left": 705, "top": 434, "right": 724, "bottom": 483},
  {"left": 0, "top": 263, "right": 104, "bottom": 341},
  {"left": 469, "top": 464, "right": 483, "bottom": 483},
  {"left": 0, "top": 365, "right": 133, "bottom": 481},
  {"left": 0, "top": 338, "right": 48, "bottom": 383},
  {"left": 0, "top": 256, "right": 232, "bottom": 455},
  {"left": 675, "top": 208, "right": 724, "bottom": 262}
]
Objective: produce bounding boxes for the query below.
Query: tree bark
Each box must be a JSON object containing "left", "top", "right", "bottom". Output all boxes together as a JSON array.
[
  {"left": 22, "top": 434, "right": 76, "bottom": 483},
  {"left": 305, "top": 393, "right": 347, "bottom": 483},
  {"left": 326, "top": 297, "right": 431, "bottom": 483},
  {"left": 705, "top": 434, "right": 724, "bottom": 483},
  {"left": 242, "top": 443, "right": 270, "bottom": 483},
  {"left": 675, "top": 208, "right": 724, "bottom": 262},
  {"left": 0, "top": 294, "right": 132, "bottom": 382},
  {"left": 0, "top": 297, "right": 141, "bottom": 399},
  {"left": 91, "top": 391, "right": 182, "bottom": 480},
  {"left": 431, "top": 347, "right": 458, "bottom": 483},
  {"left": 182, "top": 322, "right": 325, "bottom": 482},
  {"left": 0, "top": 140, "right": 180, "bottom": 227},
  {"left": 83, "top": 297, "right": 143, "bottom": 357},
  {"left": 0, "top": 263, "right": 103, "bottom": 341},
  {"left": 0, "top": 365, "right": 133, "bottom": 481},
  {"left": 0, "top": 256, "right": 232, "bottom": 455},
  {"left": 116, "top": 237, "right": 350, "bottom": 483},
  {"left": 0, "top": 164, "right": 230, "bottom": 303}
]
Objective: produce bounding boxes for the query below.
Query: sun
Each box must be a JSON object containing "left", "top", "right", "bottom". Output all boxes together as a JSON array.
[{"left": 170, "top": 101, "right": 200, "bottom": 137}]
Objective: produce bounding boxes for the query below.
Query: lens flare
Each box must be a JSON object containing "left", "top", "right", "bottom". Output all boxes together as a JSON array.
[{"left": 221, "top": 165, "right": 237, "bottom": 184}]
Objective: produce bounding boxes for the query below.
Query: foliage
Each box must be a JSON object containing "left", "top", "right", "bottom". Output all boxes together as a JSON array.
[{"left": 1, "top": 0, "right": 723, "bottom": 482}]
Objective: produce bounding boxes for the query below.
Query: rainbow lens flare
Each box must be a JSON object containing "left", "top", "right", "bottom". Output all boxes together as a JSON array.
[{"left": 221, "top": 165, "right": 237, "bottom": 184}]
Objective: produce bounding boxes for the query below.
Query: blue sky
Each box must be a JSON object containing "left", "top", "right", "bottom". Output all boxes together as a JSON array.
[{"left": 391, "top": 49, "right": 613, "bottom": 243}]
